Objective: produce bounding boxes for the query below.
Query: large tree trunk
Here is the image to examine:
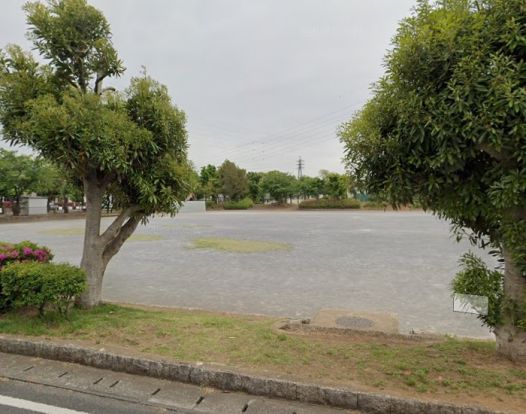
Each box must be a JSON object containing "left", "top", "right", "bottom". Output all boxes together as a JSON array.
[
  {"left": 79, "top": 179, "right": 105, "bottom": 308},
  {"left": 495, "top": 248, "right": 526, "bottom": 362},
  {"left": 79, "top": 176, "right": 143, "bottom": 308}
]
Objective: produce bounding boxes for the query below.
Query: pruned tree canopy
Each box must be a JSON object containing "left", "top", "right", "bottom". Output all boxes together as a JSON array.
[
  {"left": 0, "top": 0, "right": 190, "bottom": 306},
  {"left": 340, "top": 0, "right": 526, "bottom": 361}
]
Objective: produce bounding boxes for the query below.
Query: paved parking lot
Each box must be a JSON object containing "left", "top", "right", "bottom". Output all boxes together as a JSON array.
[{"left": 0, "top": 210, "right": 493, "bottom": 338}]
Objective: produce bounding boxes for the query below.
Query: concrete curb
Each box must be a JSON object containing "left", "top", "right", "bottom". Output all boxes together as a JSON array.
[{"left": 0, "top": 336, "right": 510, "bottom": 414}]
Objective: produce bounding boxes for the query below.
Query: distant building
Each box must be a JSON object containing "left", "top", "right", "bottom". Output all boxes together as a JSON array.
[{"left": 19, "top": 196, "right": 48, "bottom": 215}]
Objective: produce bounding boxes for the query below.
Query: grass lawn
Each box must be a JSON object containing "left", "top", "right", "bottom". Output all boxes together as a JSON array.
[{"left": 0, "top": 304, "right": 524, "bottom": 412}]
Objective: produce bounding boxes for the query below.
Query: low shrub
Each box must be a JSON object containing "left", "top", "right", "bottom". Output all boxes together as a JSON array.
[
  {"left": 223, "top": 198, "right": 254, "bottom": 210},
  {"left": 299, "top": 198, "right": 361, "bottom": 209},
  {"left": 205, "top": 201, "right": 223, "bottom": 210},
  {"left": 361, "top": 200, "right": 389, "bottom": 209},
  {"left": 0, "top": 241, "right": 54, "bottom": 312},
  {"left": 452, "top": 253, "right": 503, "bottom": 329},
  {"left": 0, "top": 262, "right": 86, "bottom": 317},
  {"left": 0, "top": 241, "right": 53, "bottom": 270}
]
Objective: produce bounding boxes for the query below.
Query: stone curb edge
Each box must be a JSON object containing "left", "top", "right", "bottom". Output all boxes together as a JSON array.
[{"left": 0, "top": 336, "right": 509, "bottom": 414}]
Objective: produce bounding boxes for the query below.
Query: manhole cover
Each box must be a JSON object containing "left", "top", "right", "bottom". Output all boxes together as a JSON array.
[{"left": 335, "top": 316, "right": 374, "bottom": 329}]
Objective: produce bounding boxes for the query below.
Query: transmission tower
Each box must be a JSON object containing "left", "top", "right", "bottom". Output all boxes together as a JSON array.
[{"left": 297, "top": 157, "right": 304, "bottom": 179}]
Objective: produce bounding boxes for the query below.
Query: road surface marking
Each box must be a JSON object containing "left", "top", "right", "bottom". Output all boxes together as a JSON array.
[{"left": 0, "top": 394, "right": 91, "bottom": 414}]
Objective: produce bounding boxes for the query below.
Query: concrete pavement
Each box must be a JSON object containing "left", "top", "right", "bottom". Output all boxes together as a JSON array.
[
  {"left": 0, "top": 210, "right": 494, "bottom": 338},
  {"left": 0, "top": 352, "right": 358, "bottom": 413}
]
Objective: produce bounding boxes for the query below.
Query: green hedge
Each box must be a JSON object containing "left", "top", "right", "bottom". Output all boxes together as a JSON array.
[
  {"left": 205, "top": 201, "right": 222, "bottom": 210},
  {"left": 298, "top": 198, "right": 361, "bottom": 209},
  {"left": 0, "top": 262, "right": 86, "bottom": 317},
  {"left": 223, "top": 198, "right": 254, "bottom": 210}
]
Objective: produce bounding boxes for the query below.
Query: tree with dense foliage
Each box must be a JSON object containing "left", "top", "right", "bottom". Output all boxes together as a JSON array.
[
  {"left": 184, "top": 163, "right": 201, "bottom": 200},
  {"left": 0, "top": 0, "right": 189, "bottom": 307},
  {"left": 297, "top": 176, "right": 320, "bottom": 200},
  {"left": 217, "top": 160, "right": 248, "bottom": 201},
  {"left": 340, "top": 0, "right": 526, "bottom": 361},
  {"left": 323, "top": 173, "right": 348, "bottom": 200},
  {"left": 0, "top": 149, "right": 41, "bottom": 215},
  {"left": 247, "top": 171, "right": 264, "bottom": 203},
  {"left": 32, "top": 160, "right": 83, "bottom": 212},
  {"left": 260, "top": 171, "right": 296, "bottom": 204},
  {"left": 199, "top": 164, "right": 219, "bottom": 201}
]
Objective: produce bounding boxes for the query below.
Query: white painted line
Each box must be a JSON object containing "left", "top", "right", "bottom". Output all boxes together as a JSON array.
[{"left": 0, "top": 394, "right": 91, "bottom": 414}]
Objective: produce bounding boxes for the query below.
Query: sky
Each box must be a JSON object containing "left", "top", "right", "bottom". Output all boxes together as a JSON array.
[{"left": 0, "top": 0, "right": 417, "bottom": 176}]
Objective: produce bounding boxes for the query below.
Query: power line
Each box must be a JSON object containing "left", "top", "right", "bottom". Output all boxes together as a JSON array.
[
  {"left": 202, "top": 102, "right": 360, "bottom": 159},
  {"left": 233, "top": 136, "right": 338, "bottom": 170},
  {"left": 231, "top": 134, "right": 340, "bottom": 165},
  {"left": 220, "top": 113, "right": 351, "bottom": 158}
]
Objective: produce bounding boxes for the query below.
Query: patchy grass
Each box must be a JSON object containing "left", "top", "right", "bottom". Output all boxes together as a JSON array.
[
  {"left": 0, "top": 304, "right": 524, "bottom": 411},
  {"left": 38, "top": 228, "right": 162, "bottom": 242},
  {"left": 191, "top": 238, "right": 291, "bottom": 253}
]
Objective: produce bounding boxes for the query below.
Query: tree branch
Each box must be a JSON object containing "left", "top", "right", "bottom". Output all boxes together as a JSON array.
[
  {"left": 100, "top": 205, "right": 141, "bottom": 246},
  {"left": 102, "top": 214, "right": 143, "bottom": 265},
  {"left": 94, "top": 73, "right": 107, "bottom": 95}
]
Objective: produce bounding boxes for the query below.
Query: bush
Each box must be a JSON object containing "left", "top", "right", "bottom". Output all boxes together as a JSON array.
[
  {"left": 205, "top": 201, "right": 223, "bottom": 210},
  {"left": 298, "top": 198, "right": 361, "bottom": 209},
  {"left": 0, "top": 262, "right": 86, "bottom": 317},
  {"left": 0, "top": 241, "right": 53, "bottom": 270},
  {"left": 452, "top": 253, "right": 503, "bottom": 329},
  {"left": 223, "top": 198, "right": 254, "bottom": 210},
  {"left": 361, "top": 200, "right": 389, "bottom": 209},
  {"left": 0, "top": 241, "right": 54, "bottom": 312}
]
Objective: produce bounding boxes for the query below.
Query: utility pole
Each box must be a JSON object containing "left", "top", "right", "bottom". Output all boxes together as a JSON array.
[{"left": 297, "top": 157, "right": 304, "bottom": 179}]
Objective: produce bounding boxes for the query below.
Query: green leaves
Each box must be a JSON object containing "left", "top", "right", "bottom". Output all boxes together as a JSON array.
[
  {"left": 0, "top": 262, "right": 86, "bottom": 317},
  {"left": 218, "top": 160, "right": 248, "bottom": 201},
  {"left": 24, "top": 0, "right": 123, "bottom": 91},
  {"left": 0, "top": 150, "right": 41, "bottom": 200},
  {"left": 259, "top": 171, "right": 296, "bottom": 203},
  {"left": 452, "top": 252, "right": 503, "bottom": 328},
  {"left": 340, "top": 0, "right": 526, "bottom": 266}
]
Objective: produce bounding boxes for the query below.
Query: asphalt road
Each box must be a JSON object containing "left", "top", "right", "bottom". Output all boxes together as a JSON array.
[
  {"left": 0, "top": 210, "right": 493, "bottom": 338},
  {"left": 0, "top": 352, "right": 356, "bottom": 414}
]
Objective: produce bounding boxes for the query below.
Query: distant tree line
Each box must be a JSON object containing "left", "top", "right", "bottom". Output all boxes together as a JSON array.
[
  {"left": 0, "top": 149, "right": 82, "bottom": 215},
  {"left": 188, "top": 159, "right": 353, "bottom": 205}
]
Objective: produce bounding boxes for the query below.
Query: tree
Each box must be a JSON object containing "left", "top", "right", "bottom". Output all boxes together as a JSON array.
[
  {"left": 297, "top": 176, "right": 317, "bottom": 200},
  {"left": 217, "top": 160, "right": 248, "bottom": 201},
  {"left": 33, "top": 160, "right": 83, "bottom": 212},
  {"left": 0, "top": 0, "right": 189, "bottom": 307},
  {"left": 199, "top": 164, "right": 219, "bottom": 201},
  {"left": 339, "top": 0, "right": 526, "bottom": 361},
  {"left": 323, "top": 173, "right": 348, "bottom": 200},
  {"left": 184, "top": 163, "right": 201, "bottom": 200},
  {"left": 0, "top": 149, "right": 41, "bottom": 215},
  {"left": 260, "top": 171, "right": 296, "bottom": 204},
  {"left": 247, "top": 171, "right": 264, "bottom": 203}
]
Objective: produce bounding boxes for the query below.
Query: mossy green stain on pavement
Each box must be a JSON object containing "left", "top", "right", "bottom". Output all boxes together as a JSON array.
[{"left": 191, "top": 237, "right": 291, "bottom": 253}]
